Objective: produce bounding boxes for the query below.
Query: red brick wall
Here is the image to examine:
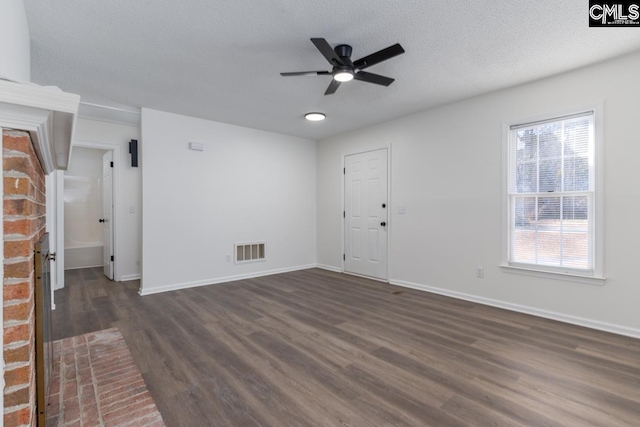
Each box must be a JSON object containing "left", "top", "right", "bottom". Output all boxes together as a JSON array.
[{"left": 3, "top": 129, "right": 46, "bottom": 427}]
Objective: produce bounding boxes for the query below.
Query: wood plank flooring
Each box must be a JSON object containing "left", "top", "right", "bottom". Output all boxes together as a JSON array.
[{"left": 53, "top": 267, "right": 640, "bottom": 426}]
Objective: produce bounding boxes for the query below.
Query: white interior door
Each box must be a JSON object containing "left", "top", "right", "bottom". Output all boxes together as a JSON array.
[
  {"left": 344, "top": 148, "right": 388, "bottom": 280},
  {"left": 102, "top": 151, "right": 114, "bottom": 280}
]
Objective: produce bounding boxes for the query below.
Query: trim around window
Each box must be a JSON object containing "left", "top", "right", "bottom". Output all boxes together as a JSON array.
[
  {"left": 501, "top": 103, "right": 604, "bottom": 284},
  {"left": 499, "top": 264, "right": 605, "bottom": 286}
]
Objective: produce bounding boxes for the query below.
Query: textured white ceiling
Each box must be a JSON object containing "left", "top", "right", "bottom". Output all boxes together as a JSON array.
[{"left": 24, "top": 1, "right": 640, "bottom": 139}]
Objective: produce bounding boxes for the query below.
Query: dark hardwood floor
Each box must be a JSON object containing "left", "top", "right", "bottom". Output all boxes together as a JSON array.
[{"left": 53, "top": 267, "right": 640, "bottom": 426}]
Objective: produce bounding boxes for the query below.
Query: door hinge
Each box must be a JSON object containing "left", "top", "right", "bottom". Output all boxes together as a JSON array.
[
  {"left": 110, "top": 161, "right": 114, "bottom": 167},
  {"left": 343, "top": 254, "right": 345, "bottom": 261},
  {"left": 111, "top": 255, "right": 114, "bottom": 262},
  {"left": 343, "top": 167, "right": 345, "bottom": 174},
  {"left": 343, "top": 211, "right": 345, "bottom": 218}
]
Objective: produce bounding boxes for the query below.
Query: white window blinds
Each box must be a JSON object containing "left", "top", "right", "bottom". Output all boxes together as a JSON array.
[{"left": 508, "top": 111, "right": 595, "bottom": 271}]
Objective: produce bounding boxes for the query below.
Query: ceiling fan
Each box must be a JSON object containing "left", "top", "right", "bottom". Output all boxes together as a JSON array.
[{"left": 280, "top": 38, "right": 405, "bottom": 95}]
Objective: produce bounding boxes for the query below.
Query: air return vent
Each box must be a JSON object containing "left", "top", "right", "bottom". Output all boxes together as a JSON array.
[{"left": 235, "top": 242, "right": 266, "bottom": 264}]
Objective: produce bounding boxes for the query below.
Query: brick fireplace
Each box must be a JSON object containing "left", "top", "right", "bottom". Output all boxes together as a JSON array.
[
  {"left": 3, "top": 129, "right": 47, "bottom": 426},
  {"left": 0, "top": 78, "right": 79, "bottom": 426}
]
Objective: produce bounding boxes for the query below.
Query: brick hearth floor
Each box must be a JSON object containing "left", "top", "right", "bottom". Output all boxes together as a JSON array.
[{"left": 47, "top": 328, "right": 166, "bottom": 427}]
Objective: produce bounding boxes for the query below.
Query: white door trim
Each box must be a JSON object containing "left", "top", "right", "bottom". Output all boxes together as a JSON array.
[
  {"left": 58, "top": 140, "right": 122, "bottom": 283},
  {"left": 54, "top": 170, "right": 64, "bottom": 290},
  {"left": 342, "top": 145, "right": 392, "bottom": 282}
]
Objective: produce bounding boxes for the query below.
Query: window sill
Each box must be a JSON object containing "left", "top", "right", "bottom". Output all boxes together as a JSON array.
[{"left": 499, "top": 264, "right": 605, "bottom": 286}]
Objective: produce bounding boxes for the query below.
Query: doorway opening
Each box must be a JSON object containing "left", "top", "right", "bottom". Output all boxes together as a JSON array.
[{"left": 63, "top": 146, "right": 116, "bottom": 281}]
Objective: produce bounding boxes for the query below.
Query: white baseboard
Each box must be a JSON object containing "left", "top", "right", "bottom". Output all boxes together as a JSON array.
[
  {"left": 138, "top": 264, "right": 317, "bottom": 296},
  {"left": 64, "top": 264, "right": 103, "bottom": 271},
  {"left": 119, "top": 274, "right": 141, "bottom": 282},
  {"left": 390, "top": 279, "right": 640, "bottom": 340},
  {"left": 315, "top": 264, "right": 342, "bottom": 273}
]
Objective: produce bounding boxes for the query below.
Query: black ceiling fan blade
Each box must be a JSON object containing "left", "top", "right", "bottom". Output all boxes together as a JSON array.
[
  {"left": 353, "top": 43, "right": 405, "bottom": 70},
  {"left": 280, "top": 71, "right": 331, "bottom": 76},
  {"left": 311, "top": 38, "right": 344, "bottom": 66},
  {"left": 354, "top": 71, "right": 395, "bottom": 86},
  {"left": 324, "top": 79, "right": 341, "bottom": 95}
]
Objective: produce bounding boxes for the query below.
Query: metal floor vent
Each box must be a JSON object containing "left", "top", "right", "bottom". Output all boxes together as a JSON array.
[{"left": 235, "top": 242, "right": 266, "bottom": 264}]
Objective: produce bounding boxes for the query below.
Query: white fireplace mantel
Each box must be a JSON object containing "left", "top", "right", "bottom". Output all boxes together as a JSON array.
[{"left": 0, "top": 79, "right": 80, "bottom": 174}]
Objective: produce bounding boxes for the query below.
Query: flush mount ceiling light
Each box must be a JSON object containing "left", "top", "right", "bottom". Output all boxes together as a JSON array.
[{"left": 305, "top": 112, "right": 326, "bottom": 121}]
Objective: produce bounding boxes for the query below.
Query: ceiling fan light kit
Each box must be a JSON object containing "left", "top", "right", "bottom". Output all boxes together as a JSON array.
[
  {"left": 281, "top": 38, "right": 405, "bottom": 96},
  {"left": 334, "top": 70, "right": 354, "bottom": 82}
]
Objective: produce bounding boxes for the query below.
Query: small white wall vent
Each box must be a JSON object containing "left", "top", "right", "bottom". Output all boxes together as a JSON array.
[
  {"left": 188, "top": 142, "right": 204, "bottom": 151},
  {"left": 235, "top": 242, "right": 266, "bottom": 264}
]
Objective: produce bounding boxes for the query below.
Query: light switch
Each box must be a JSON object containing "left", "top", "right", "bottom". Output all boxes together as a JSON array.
[
  {"left": 129, "top": 205, "right": 135, "bottom": 213},
  {"left": 188, "top": 142, "right": 204, "bottom": 151},
  {"left": 398, "top": 205, "right": 406, "bottom": 214}
]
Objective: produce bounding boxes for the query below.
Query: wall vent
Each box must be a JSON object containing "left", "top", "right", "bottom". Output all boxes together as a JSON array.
[{"left": 235, "top": 242, "right": 266, "bottom": 264}]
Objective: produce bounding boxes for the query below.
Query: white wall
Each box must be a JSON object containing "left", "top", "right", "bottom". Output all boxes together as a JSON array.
[
  {"left": 317, "top": 51, "right": 640, "bottom": 336},
  {"left": 74, "top": 118, "right": 142, "bottom": 280},
  {"left": 64, "top": 147, "right": 107, "bottom": 269},
  {"left": 140, "top": 108, "right": 316, "bottom": 294},
  {"left": 66, "top": 146, "right": 107, "bottom": 178},
  {"left": 0, "top": 0, "right": 30, "bottom": 82}
]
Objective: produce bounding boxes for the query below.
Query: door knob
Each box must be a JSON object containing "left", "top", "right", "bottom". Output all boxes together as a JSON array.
[
  {"left": 382, "top": 203, "right": 386, "bottom": 208},
  {"left": 99, "top": 219, "right": 105, "bottom": 223},
  {"left": 381, "top": 222, "right": 386, "bottom": 226}
]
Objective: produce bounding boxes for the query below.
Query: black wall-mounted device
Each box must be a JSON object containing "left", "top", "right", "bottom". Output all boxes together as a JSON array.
[{"left": 129, "top": 139, "right": 138, "bottom": 167}]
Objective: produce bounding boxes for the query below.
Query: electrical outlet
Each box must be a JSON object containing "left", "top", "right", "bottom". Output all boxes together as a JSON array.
[
  {"left": 226, "top": 254, "right": 231, "bottom": 263},
  {"left": 476, "top": 266, "right": 484, "bottom": 278}
]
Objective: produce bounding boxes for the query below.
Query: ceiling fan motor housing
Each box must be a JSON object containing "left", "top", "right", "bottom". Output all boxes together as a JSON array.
[{"left": 334, "top": 44, "right": 353, "bottom": 60}]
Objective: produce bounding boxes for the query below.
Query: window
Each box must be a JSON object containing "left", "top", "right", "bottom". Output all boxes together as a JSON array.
[{"left": 504, "top": 108, "right": 602, "bottom": 281}]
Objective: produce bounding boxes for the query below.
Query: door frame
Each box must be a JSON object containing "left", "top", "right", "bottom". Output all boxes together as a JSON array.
[
  {"left": 46, "top": 171, "right": 60, "bottom": 297},
  {"left": 342, "top": 145, "right": 392, "bottom": 282},
  {"left": 101, "top": 150, "right": 115, "bottom": 280},
  {"left": 57, "top": 140, "right": 121, "bottom": 286}
]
